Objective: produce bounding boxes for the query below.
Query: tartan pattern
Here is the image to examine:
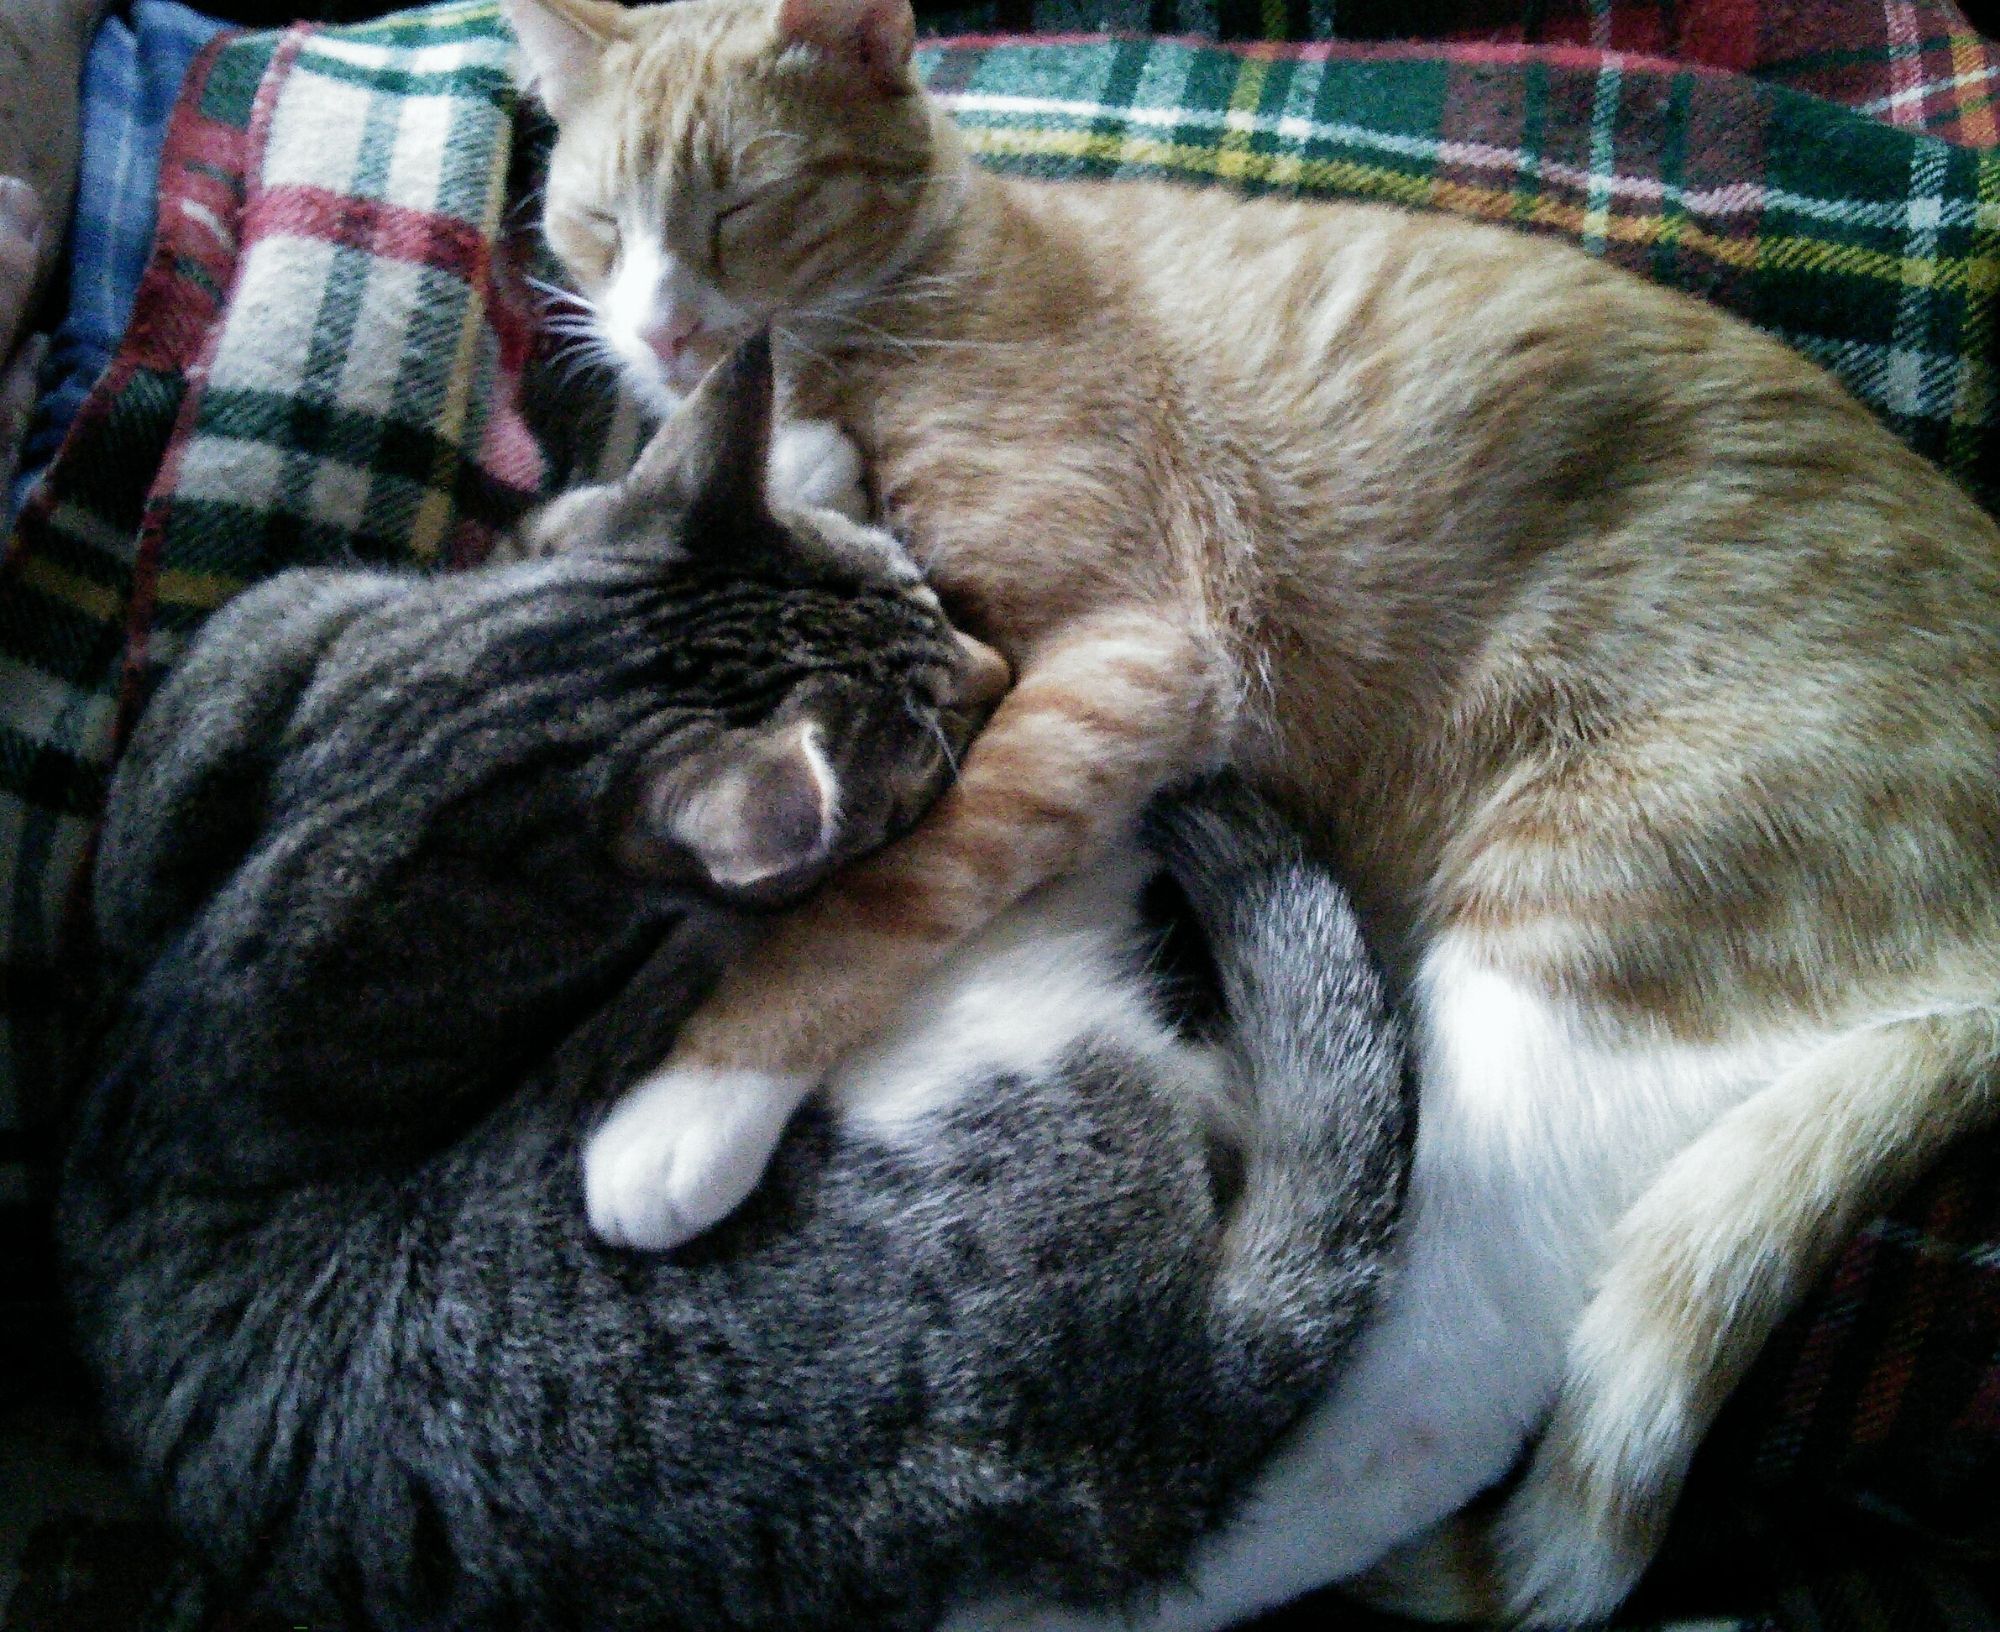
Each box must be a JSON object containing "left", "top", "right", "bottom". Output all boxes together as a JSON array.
[
  {"left": 917, "top": 38, "right": 2000, "bottom": 506},
  {"left": 0, "top": 1, "right": 544, "bottom": 1201},
  {"left": 9, "top": 1, "right": 230, "bottom": 519},
  {"left": 0, "top": 27, "right": 268, "bottom": 1258},
  {"left": 914, "top": 1, "right": 2000, "bottom": 149},
  {"left": 1701, "top": 1126, "right": 2000, "bottom": 1543}
]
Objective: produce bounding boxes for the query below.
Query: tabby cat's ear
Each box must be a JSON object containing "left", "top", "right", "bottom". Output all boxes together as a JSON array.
[
  {"left": 624, "top": 333, "right": 777, "bottom": 547},
  {"left": 504, "top": 0, "right": 623, "bottom": 119},
  {"left": 773, "top": 0, "right": 917, "bottom": 96},
  {"left": 621, "top": 717, "right": 840, "bottom": 897}
]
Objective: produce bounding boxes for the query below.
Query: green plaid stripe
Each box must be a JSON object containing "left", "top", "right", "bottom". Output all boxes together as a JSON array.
[
  {"left": 917, "top": 38, "right": 2000, "bottom": 506},
  {"left": 0, "top": 2, "right": 540, "bottom": 1143}
]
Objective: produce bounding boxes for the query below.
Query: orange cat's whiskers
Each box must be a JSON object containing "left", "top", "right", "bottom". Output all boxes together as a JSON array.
[
  {"left": 527, "top": 272, "right": 594, "bottom": 310},
  {"left": 543, "top": 331, "right": 626, "bottom": 388},
  {"left": 736, "top": 128, "right": 807, "bottom": 166},
  {"left": 802, "top": 307, "right": 1023, "bottom": 358},
  {"left": 509, "top": 178, "right": 549, "bottom": 232},
  {"left": 802, "top": 308, "right": 923, "bottom": 361},
  {"left": 771, "top": 322, "right": 839, "bottom": 373},
  {"left": 875, "top": 270, "right": 970, "bottom": 301}
]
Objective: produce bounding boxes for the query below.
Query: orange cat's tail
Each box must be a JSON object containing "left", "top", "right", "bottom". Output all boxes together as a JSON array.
[{"left": 1499, "top": 982, "right": 2000, "bottom": 1625}]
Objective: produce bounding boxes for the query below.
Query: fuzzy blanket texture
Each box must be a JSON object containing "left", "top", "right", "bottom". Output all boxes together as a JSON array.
[{"left": 4, "top": 1, "right": 2000, "bottom": 1628}]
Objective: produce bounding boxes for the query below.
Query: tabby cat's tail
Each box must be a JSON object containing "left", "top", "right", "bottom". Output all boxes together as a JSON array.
[{"left": 1148, "top": 776, "right": 1413, "bottom": 1396}]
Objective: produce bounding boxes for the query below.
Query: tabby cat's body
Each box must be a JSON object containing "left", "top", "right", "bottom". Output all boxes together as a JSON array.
[
  {"left": 60, "top": 347, "right": 1410, "bottom": 1632},
  {"left": 507, "top": 0, "right": 2000, "bottom": 1623}
]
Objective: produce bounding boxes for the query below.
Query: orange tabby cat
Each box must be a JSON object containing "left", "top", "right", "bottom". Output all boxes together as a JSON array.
[{"left": 506, "top": 0, "right": 2000, "bottom": 1624}]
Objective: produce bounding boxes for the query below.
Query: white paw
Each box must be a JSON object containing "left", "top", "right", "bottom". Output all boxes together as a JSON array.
[
  {"left": 582, "top": 1068, "right": 814, "bottom": 1250},
  {"left": 494, "top": 482, "right": 617, "bottom": 562},
  {"left": 768, "top": 417, "right": 867, "bottom": 520}
]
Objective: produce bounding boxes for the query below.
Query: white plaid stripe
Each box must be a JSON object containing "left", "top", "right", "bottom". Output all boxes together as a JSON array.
[
  {"left": 202, "top": 239, "right": 341, "bottom": 402},
  {"left": 172, "top": 436, "right": 291, "bottom": 510},
  {"left": 1890, "top": 137, "right": 1954, "bottom": 420},
  {"left": 933, "top": 83, "right": 1983, "bottom": 232},
  {"left": 0, "top": 658, "right": 118, "bottom": 764},
  {"left": 1581, "top": 57, "right": 1624, "bottom": 255},
  {"left": 1861, "top": 62, "right": 2000, "bottom": 117},
  {"left": 304, "top": 459, "right": 379, "bottom": 534},
  {"left": 332, "top": 255, "right": 433, "bottom": 418},
  {"left": 262, "top": 71, "right": 377, "bottom": 194},
  {"left": 1883, "top": 0, "right": 1931, "bottom": 132},
  {"left": 302, "top": 30, "right": 513, "bottom": 79},
  {"left": 383, "top": 91, "right": 459, "bottom": 216}
]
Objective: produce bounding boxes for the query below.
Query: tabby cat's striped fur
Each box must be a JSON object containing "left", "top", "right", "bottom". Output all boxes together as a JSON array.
[{"left": 59, "top": 344, "right": 1410, "bottom": 1631}]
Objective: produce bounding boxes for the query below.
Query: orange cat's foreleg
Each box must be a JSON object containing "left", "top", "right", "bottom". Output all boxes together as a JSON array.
[{"left": 582, "top": 606, "right": 1234, "bottom": 1249}]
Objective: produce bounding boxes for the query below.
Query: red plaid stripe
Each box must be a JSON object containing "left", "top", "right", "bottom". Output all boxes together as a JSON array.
[{"left": 1403, "top": 1, "right": 2000, "bottom": 147}]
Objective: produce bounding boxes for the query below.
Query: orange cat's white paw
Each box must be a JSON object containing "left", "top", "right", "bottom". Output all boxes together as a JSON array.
[
  {"left": 769, "top": 417, "right": 867, "bottom": 521},
  {"left": 582, "top": 1067, "right": 814, "bottom": 1250}
]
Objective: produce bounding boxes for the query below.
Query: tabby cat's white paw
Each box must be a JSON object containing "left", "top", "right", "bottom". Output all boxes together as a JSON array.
[
  {"left": 582, "top": 1068, "right": 813, "bottom": 1250},
  {"left": 769, "top": 418, "right": 867, "bottom": 520}
]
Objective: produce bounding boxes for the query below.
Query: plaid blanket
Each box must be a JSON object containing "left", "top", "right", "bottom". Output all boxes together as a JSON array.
[
  {"left": 4, "top": 2, "right": 2000, "bottom": 1628},
  {"left": 8, "top": 1, "right": 231, "bottom": 520},
  {"left": 0, "top": 0, "right": 543, "bottom": 1167},
  {"left": 915, "top": 0, "right": 2000, "bottom": 147}
]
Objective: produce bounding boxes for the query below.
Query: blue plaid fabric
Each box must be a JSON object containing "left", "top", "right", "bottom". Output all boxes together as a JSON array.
[
  {"left": 8, "top": 0, "right": 228, "bottom": 520},
  {"left": 0, "top": 0, "right": 225, "bottom": 1269}
]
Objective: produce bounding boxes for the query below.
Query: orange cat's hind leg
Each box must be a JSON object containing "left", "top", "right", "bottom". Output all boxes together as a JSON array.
[{"left": 1498, "top": 996, "right": 2000, "bottom": 1625}]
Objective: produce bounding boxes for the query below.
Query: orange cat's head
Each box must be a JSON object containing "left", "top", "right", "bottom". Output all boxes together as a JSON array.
[{"left": 506, "top": 0, "right": 959, "bottom": 408}]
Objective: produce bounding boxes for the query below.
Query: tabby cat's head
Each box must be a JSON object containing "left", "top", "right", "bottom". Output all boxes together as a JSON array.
[
  {"left": 505, "top": 0, "right": 954, "bottom": 406},
  {"left": 517, "top": 333, "right": 1006, "bottom": 905}
]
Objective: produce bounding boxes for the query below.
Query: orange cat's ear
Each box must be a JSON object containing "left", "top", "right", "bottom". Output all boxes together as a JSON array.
[
  {"left": 504, "top": 0, "right": 623, "bottom": 119},
  {"left": 622, "top": 719, "right": 840, "bottom": 897},
  {"left": 773, "top": 0, "right": 916, "bottom": 96},
  {"left": 625, "top": 333, "right": 777, "bottom": 540}
]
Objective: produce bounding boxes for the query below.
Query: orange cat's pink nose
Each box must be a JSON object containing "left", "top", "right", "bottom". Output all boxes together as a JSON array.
[{"left": 642, "top": 312, "right": 704, "bottom": 365}]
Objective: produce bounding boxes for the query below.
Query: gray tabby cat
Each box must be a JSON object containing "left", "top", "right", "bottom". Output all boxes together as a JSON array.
[{"left": 59, "top": 340, "right": 1411, "bottom": 1632}]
